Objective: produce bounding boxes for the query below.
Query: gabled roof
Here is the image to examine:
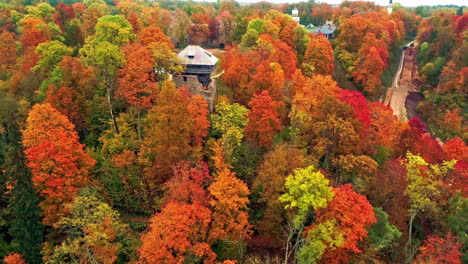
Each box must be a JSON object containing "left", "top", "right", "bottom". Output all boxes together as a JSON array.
[
  {"left": 177, "top": 45, "right": 218, "bottom": 66},
  {"left": 309, "top": 24, "right": 336, "bottom": 35}
]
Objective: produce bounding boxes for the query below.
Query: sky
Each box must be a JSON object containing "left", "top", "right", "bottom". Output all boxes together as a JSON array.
[{"left": 232, "top": 0, "right": 466, "bottom": 7}]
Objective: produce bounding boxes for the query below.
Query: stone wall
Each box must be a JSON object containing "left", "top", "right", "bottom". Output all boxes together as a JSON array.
[{"left": 173, "top": 74, "right": 217, "bottom": 112}]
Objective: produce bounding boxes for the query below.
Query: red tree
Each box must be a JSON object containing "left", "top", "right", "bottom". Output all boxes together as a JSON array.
[
  {"left": 44, "top": 56, "right": 95, "bottom": 133},
  {"left": 338, "top": 89, "right": 371, "bottom": 135},
  {"left": 188, "top": 94, "right": 210, "bottom": 149},
  {"left": 245, "top": 90, "right": 282, "bottom": 148},
  {"left": 413, "top": 233, "right": 462, "bottom": 264},
  {"left": 23, "top": 104, "right": 95, "bottom": 226},
  {"left": 443, "top": 138, "right": 468, "bottom": 162},
  {"left": 163, "top": 162, "right": 212, "bottom": 207},
  {"left": 138, "top": 202, "right": 216, "bottom": 264},
  {"left": 315, "top": 184, "right": 377, "bottom": 263}
]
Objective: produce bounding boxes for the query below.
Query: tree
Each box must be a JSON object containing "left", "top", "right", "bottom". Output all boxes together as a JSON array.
[
  {"left": 22, "top": 104, "right": 95, "bottom": 226},
  {"left": 34, "top": 40, "right": 73, "bottom": 75},
  {"left": 0, "top": 31, "right": 18, "bottom": 74},
  {"left": 249, "top": 61, "right": 285, "bottom": 102},
  {"left": 138, "top": 26, "right": 172, "bottom": 47},
  {"left": 140, "top": 82, "right": 192, "bottom": 205},
  {"left": 189, "top": 13, "right": 210, "bottom": 45},
  {"left": 352, "top": 46, "right": 386, "bottom": 94},
  {"left": 163, "top": 161, "right": 212, "bottom": 207},
  {"left": 316, "top": 184, "right": 377, "bottom": 264},
  {"left": 20, "top": 18, "right": 49, "bottom": 49},
  {"left": 6, "top": 146, "right": 43, "bottom": 264},
  {"left": 367, "top": 208, "right": 401, "bottom": 250},
  {"left": 1, "top": 99, "right": 43, "bottom": 264},
  {"left": 210, "top": 98, "right": 249, "bottom": 161},
  {"left": 80, "top": 15, "right": 134, "bottom": 134},
  {"left": 245, "top": 90, "right": 282, "bottom": 148},
  {"left": 148, "top": 41, "right": 184, "bottom": 83},
  {"left": 371, "top": 159, "right": 409, "bottom": 235},
  {"left": 92, "top": 15, "right": 135, "bottom": 46},
  {"left": 117, "top": 43, "right": 158, "bottom": 140},
  {"left": 253, "top": 145, "right": 306, "bottom": 242},
  {"left": 291, "top": 96, "right": 361, "bottom": 168},
  {"left": 138, "top": 201, "right": 216, "bottom": 264},
  {"left": 54, "top": 3, "right": 75, "bottom": 30},
  {"left": 44, "top": 56, "right": 95, "bottom": 134},
  {"left": 3, "top": 254, "right": 26, "bottom": 264},
  {"left": 43, "top": 188, "right": 138, "bottom": 263},
  {"left": 279, "top": 166, "right": 334, "bottom": 263},
  {"left": 443, "top": 138, "right": 468, "bottom": 162},
  {"left": 80, "top": 40, "right": 124, "bottom": 134},
  {"left": 208, "top": 168, "right": 251, "bottom": 242},
  {"left": 301, "top": 33, "right": 334, "bottom": 76},
  {"left": 413, "top": 233, "right": 462, "bottom": 264},
  {"left": 280, "top": 166, "right": 334, "bottom": 227},
  {"left": 338, "top": 89, "right": 371, "bottom": 135},
  {"left": 187, "top": 94, "right": 210, "bottom": 153},
  {"left": 291, "top": 74, "right": 341, "bottom": 117},
  {"left": 368, "top": 102, "right": 407, "bottom": 153},
  {"left": 404, "top": 153, "right": 456, "bottom": 262}
]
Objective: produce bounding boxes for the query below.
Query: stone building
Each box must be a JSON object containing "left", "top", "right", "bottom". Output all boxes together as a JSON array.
[{"left": 172, "top": 45, "right": 219, "bottom": 111}]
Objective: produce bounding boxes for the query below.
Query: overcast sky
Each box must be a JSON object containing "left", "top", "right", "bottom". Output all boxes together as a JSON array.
[{"left": 234, "top": 0, "right": 466, "bottom": 7}]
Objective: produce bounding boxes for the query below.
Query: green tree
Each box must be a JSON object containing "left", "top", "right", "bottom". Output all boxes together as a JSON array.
[
  {"left": 33, "top": 40, "right": 73, "bottom": 75},
  {"left": 404, "top": 153, "right": 456, "bottom": 263},
  {"left": 297, "top": 220, "right": 344, "bottom": 264},
  {"left": 0, "top": 95, "right": 43, "bottom": 263},
  {"left": 91, "top": 15, "right": 135, "bottom": 46},
  {"left": 80, "top": 41, "right": 124, "bottom": 134},
  {"left": 368, "top": 208, "right": 401, "bottom": 250},
  {"left": 210, "top": 98, "right": 249, "bottom": 162},
  {"left": 279, "top": 165, "right": 334, "bottom": 263},
  {"left": 447, "top": 192, "right": 468, "bottom": 263},
  {"left": 7, "top": 145, "right": 44, "bottom": 264}
]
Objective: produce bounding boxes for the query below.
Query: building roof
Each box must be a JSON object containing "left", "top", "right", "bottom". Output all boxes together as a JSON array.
[
  {"left": 309, "top": 24, "right": 336, "bottom": 35},
  {"left": 177, "top": 45, "right": 218, "bottom": 66}
]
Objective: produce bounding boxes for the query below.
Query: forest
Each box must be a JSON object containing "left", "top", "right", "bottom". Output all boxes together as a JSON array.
[{"left": 0, "top": 0, "right": 466, "bottom": 263}]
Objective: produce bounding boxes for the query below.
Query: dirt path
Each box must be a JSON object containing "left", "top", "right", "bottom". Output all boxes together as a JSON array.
[{"left": 384, "top": 41, "right": 419, "bottom": 121}]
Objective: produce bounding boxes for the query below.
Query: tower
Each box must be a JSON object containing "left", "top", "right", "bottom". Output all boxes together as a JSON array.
[
  {"left": 387, "top": 0, "right": 393, "bottom": 14},
  {"left": 292, "top": 7, "right": 300, "bottom": 23}
]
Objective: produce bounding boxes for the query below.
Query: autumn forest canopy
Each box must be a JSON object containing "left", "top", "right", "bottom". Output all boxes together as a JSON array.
[{"left": 0, "top": 0, "right": 466, "bottom": 263}]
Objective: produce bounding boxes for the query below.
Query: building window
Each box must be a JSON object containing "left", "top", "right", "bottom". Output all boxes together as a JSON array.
[{"left": 183, "top": 76, "right": 187, "bottom": 82}]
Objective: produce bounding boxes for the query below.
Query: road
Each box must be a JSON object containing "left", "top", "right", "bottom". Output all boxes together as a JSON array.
[{"left": 384, "top": 41, "right": 419, "bottom": 121}]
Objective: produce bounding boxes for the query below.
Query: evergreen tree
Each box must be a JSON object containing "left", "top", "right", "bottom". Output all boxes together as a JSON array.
[
  {"left": 7, "top": 145, "right": 44, "bottom": 264},
  {"left": 0, "top": 94, "right": 43, "bottom": 263}
]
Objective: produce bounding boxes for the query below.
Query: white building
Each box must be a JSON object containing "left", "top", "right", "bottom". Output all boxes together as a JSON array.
[
  {"left": 387, "top": 0, "right": 393, "bottom": 14},
  {"left": 292, "top": 7, "right": 300, "bottom": 23}
]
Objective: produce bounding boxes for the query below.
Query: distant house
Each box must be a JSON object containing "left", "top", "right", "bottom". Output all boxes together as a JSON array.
[
  {"left": 173, "top": 45, "right": 219, "bottom": 111},
  {"left": 309, "top": 23, "right": 336, "bottom": 39}
]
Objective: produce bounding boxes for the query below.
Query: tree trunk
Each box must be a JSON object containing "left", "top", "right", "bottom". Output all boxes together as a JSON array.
[{"left": 106, "top": 87, "right": 119, "bottom": 134}]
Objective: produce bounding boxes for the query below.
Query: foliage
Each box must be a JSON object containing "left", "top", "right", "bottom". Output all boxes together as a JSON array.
[
  {"left": 413, "top": 233, "right": 463, "bottom": 264},
  {"left": 42, "top": 188, "right": 138, "bottom": 263},
  {"left": 138, "top": 201, "right": 215, "bottom": 264},
  {"left": 245, "top": 90, "right": 282, "bottom": 148},
  {"left": 210, "top": 98, "right": 249, "bottom": 161},
  {"left": 23, "top": 104, "right": 95, "bottom": 226},
  {"left": 280, "top": 166, "right": 334, "bottom": 227},
  {"left": 208, "top": 168, "right": 251, "bottom": 242}
]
